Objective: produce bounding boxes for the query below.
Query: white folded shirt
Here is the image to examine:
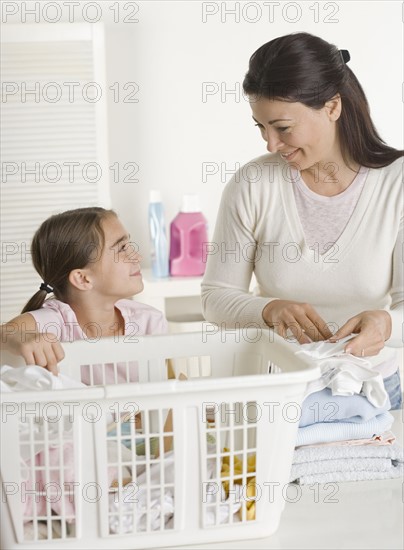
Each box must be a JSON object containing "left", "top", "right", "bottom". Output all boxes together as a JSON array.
[{"left": 295, "top": 335, "right": 389, "bottom": 408}]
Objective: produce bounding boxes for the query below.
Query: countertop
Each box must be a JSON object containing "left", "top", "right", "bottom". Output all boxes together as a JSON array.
[{"left": 168, "top": 409, "right": 404, "bottom": 550}]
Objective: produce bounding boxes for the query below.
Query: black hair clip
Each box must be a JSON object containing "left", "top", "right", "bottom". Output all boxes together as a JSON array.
[
  {"left": 339, "top": 49, "right": 350, "bottom": 64},
  {"left": 40, "top": 282, "right": 54, "bottom": 293}
]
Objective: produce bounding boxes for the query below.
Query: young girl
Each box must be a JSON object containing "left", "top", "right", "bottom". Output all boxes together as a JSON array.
[{"left": 0, "top": 207, "right": 168, "bottom": 378}]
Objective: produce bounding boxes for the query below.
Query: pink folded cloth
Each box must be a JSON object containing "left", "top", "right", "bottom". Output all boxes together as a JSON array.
[{"left": 295, "top": 431, "right": 396, "bottom": 450}]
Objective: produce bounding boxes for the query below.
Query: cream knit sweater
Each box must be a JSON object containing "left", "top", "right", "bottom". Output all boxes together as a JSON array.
[{"left": 201, "top": 153, "right": 403, "bottom": 348}]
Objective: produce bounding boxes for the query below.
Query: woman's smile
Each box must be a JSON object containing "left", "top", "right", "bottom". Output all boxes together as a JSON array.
[{"left": 280, "top": 148, "right": 300, "bottom": 161}]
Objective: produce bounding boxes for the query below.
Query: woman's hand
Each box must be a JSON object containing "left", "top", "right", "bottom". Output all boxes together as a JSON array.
[
  {"left": 1, "top": 326, "right": 64, "bottom": 376},
  {"left": 262, "top": 300, "right": 334, "bottom": 344},
  {"left": 328, "top": 310, "right": 392, "bottom": 357}
]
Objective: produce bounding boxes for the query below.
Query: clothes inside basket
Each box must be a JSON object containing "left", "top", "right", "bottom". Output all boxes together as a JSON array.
[
  {"left": 6, "top": 366, "right": 262, "bottom": 539},
  {"left": 107, "top": 421, "right": 160, "bottom": 455},
  {"left": 23, "top": 518, "right": 76, "bottom": 540},
  {"left": 107, "top": 445, "right": 258, "bottom": 534}
]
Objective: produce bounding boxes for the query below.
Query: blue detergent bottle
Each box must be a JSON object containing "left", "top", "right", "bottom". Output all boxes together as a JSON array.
[{"left": 148, "top": 190, "right": 169, "bottom": 277}]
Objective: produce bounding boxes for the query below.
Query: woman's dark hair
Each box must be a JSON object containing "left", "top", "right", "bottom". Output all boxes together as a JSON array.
[
  {"left": 243, "top": 32, "right": 404, "bottom": 168},
  {"left": 21, "top": 207, "right": 116, "bottom": 314}
]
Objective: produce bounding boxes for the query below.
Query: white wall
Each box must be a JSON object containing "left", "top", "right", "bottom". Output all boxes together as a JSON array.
[
  {"left": 102, "top": 1, "right": 403, "bottom": 267},
  {"left": 2, "top": 1, "right": 402, "bottom": 269}
]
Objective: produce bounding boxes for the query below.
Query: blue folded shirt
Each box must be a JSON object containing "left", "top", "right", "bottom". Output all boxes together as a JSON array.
[
  {"left": 299, "top": 387, "right": 391, "bottom": 428},
  {"left": 296, "top": 412, "right": 394, "bottom": 447}
]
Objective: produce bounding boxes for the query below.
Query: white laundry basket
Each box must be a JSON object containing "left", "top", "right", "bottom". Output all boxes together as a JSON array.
[{"left": 1, "top": 328, "right": 320, "bottom": 549}]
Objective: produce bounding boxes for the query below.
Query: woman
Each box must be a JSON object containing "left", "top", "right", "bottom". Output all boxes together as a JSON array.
[{"left": 201, "top": 32, "right": 403, "bottom": 408}]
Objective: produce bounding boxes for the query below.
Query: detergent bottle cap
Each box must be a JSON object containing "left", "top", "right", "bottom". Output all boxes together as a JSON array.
[
  {"left": 149, "top": 190, "right": 162, "bottom": 203},
  {"left": 181, "top": 194, "right": 200, "bottom": 213}
]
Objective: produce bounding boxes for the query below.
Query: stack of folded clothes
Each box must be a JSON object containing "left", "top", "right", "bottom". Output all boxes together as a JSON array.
[{"left": 289, "top": 337, "right": 403, "bottom": 484}]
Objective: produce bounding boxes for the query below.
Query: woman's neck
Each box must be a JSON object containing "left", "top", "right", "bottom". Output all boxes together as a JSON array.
[{"left": 301, "top": 159, "right": 361, "bottom": 197}]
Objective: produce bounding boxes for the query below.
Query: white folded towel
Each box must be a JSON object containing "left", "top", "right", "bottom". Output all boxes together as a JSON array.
[{"left": 290, "top": 441, "right": 403, "bottom": 484}]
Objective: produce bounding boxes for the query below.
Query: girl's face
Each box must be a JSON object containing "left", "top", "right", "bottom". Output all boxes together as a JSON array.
[
  {"left": 87, "top": 215, "right": 143, "bottom": 300},
  {"left": 249, "top": 96, "right": 341, "bottom": 171}
]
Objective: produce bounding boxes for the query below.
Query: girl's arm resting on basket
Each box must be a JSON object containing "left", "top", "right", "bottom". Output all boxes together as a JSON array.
[{"left": 0, "top": 313, "right": 64, "bottom": 375}]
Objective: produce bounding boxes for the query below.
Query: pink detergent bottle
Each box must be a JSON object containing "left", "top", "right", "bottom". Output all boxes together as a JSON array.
[{"left": 169, "top": 194, "right": 208, "bottom": 276}]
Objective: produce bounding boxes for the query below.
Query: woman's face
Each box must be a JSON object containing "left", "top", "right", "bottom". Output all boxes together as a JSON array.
[{"left": 249, "top": 96, "right": 341, "bottom": 171}]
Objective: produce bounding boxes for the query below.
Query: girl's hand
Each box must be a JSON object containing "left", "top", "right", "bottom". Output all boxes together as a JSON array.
[
  {"left": 262, "top": 300, "right": 334, "bottom": 344},
  {"left": 1, "top": 329, "right": 64, "bottom": 376},
  {"left": 328, "top": 310, "right": 392, "bottom": 357}
]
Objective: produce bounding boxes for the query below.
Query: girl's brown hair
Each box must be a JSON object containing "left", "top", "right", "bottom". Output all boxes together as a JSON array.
[
  {"left": 242, "top": 32, "right": 404, "bottom": 169},
  {"left": 21, "top": 207, "right": 116, "bottom": 314}
]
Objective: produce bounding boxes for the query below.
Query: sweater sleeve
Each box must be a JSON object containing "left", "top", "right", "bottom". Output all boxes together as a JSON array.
[
  {"left": 385, "top": 214, "right": 403, "bottom": 347},
  {"left": 201, "top": 168, "right": 275, "bottom": 328}
]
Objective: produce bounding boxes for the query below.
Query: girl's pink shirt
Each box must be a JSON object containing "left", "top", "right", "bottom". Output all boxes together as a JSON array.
[
  {"left": 28, "top": 298, "right": 168, "bottom": 341},
  {"left": 28, "top": 298, "right": 168, "bottom": 384}
]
